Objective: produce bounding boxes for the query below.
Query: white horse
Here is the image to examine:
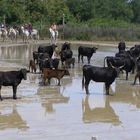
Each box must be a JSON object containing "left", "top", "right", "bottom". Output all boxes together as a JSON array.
[
  {"left": 20, "top": 26, "right": 30, "bottom": 43},
  {"left": 30, "top": 29, "right": 39, "bottom": 42},
  {"left": 0, "top": 28, "right": 8, "bottom": 42},
  {"left": 8, "top": 27, "right": 18, "bottom": 42},
  {"left": 49, "top": 27, "right": 58, "bottom": 45}
]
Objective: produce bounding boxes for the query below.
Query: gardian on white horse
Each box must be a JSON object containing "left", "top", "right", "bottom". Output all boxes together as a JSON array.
[
  {"left": 20, "top": 26, "right": 30, "bottom": 43},
  {"left": 30, "top": 29, "right": 39, "bottom": 42},
  {"left": 8, "top": 27, "right": 18, "bottom": 42},
  {"left": 49, "top": 26, "right": 58, "bottom": 45},
  {"left": 0, "top": 27, "right": 8, "bottom": 42}
]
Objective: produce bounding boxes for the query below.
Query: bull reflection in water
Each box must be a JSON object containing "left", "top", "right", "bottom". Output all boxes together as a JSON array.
[
  {"left": 112, "top": 80, "right": 140, "bottom": 109},
  {"left": 82, "top": 95, "right": 121, "bottom": 126},
  {"left": 0, "top": 106, "right": 28, "bottom": 130},
  {"left": 37, "top": 86, "right": 69, "bottom": 113}
]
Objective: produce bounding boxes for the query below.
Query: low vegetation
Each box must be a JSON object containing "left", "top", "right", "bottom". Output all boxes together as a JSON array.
[{"left": 0, "top": 0, "right": 140, "bottom": 41}]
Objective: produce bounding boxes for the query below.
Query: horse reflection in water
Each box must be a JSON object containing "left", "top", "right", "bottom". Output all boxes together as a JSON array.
[
  {"left": 0, "top": 105, "right": 28, "bottom": 130},
  {"left": 82, "top": 95, "right": 121, "bottom": 125},
  {"left": 37, "top": 86, "right": 69, "bottom": 114}
]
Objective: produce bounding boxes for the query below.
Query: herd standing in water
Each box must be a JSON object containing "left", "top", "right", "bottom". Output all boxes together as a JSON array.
[
  {"left": 30, "top": 41, "right": 140, "bottom": 95},
  {"left": 1, "top": 41, "right": 140, "bottom": 100}
]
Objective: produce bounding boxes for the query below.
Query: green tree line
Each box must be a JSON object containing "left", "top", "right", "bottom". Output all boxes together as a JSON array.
[{"left": 0, "top": 0, "right": 140, "bottom": 40}]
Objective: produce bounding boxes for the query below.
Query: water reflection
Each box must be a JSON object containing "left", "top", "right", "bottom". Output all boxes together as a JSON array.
[
  {"left": 37, "top": 86, "right": 70, "bottom": 114},
  {"left": 82, "top": 95, "right": 121, "bottom": 125},
  {"left": 0, "top": 105, "right": 28, "bottom": 130},
  {"left": 0, "top": 45, "right": 38, "bottom": 65},
  {"left": 1, "top": 43, "right": 140, "bottom": 140},
  {"left": 112, "top": 80, "right": 140, "bottom": 108}
]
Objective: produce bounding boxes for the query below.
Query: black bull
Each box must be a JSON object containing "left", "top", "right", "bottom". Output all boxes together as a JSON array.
[
  {"left": 38, "top": 44, "right": 57, "bottom": 58},
  {"left": 82, "top": 65, "right": 122, "bottom": 95},
  {"left": 39, "top": 58, "right": 59, "bottom": 72},
  {"left": 78, "top": 46, "right": 97, "bottom": 64},
  {"left": 104, "top": 56, "right": 135, "bottom": 80},
  {"left": 60, "top": 49, "right": 73, "bottom": 65},
  {"left": 0, "top": 68, "right": 27, "bottom": 100}
]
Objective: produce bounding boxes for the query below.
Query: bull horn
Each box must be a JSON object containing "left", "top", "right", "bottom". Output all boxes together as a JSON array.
[
  {"left": 109, "top": 62, "right": 115, "bottom": 69},
  {"left": 119, "top": 63, "right": 125, "bottom": 69}
]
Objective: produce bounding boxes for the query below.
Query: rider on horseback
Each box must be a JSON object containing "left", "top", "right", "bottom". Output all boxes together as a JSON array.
[{"left": 49, "top": 23, "right": 58, "bottom": 45}]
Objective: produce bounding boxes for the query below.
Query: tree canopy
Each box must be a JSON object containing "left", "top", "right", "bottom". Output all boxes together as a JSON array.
[{"left": 0, "top": 0, "right": 139, "bottom": 26}]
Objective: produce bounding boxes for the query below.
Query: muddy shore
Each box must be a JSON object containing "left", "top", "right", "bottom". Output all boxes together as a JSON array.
[{"left": 0, "top": 39, "right": 139, "bottom": 48}]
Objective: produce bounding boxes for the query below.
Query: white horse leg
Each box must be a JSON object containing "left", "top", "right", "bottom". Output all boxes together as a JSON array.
[{"left": 54, "top": 31, "right": 58, "bottom": 45}]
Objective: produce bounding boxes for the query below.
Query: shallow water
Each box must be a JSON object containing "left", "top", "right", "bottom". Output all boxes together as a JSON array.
[{"left": 0, "top": 43, "right": 140, "bottom": 140}]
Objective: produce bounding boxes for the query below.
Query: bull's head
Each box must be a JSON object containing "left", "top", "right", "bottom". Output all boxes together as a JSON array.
[
  {"left": 92, "top": 47, "right": 98, "bottom": 53},
  {"left": 109, "top": 62, "right": 125, "bottom": 77},
  {"left": 20, "top": 68, "right": 27, "bottom": 80}
]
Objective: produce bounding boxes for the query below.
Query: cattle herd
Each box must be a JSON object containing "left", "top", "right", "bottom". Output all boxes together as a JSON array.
[
  {"left": 1, "top": 41, "right": 140, "bottom": 100},
  {"left": 83, "top": 41, "right": 140, "bottom": 95}
]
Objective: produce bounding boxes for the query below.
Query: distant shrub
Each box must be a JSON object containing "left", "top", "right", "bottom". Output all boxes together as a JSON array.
[{"left": 59, "top": 22, "right": 140, "bottom": 41}]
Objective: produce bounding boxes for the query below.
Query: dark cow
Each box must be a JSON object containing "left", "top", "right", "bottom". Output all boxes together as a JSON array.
[
  {"left": 130, "top": 45, "right": 140, "bottom": 59},
  {"left": 60, "top": 49, "right": 73, "bottom": 65},
  {"left": 104, "top": 55, "right": 135, "bottom": 80},
  {"left": 0, "top": 68, "right": 27, "bottom": 100},
  {"left": 133, "top": 57, "right": 140, "bottom": 85},
  {"left": 33, "top": 51, "right": 50, "bottom": 64},
  {"left": 82, "top": 65, "right": 121, "bottom": 95},
  {"left": 104, "top": 56, "right": 124, "bottom": 68},
  {"left": 42, "top": 68, "right": 70, "bottom": 86},
  {"left": 38, "top": 44, "right": 57, "bottom": 58},
  {"left": 61, "top": 42, "right": 71, "bottom": 51},
  {"left": 65, "top": 57, "right": 75, "bottom": 68},
  {"left": 115, "top": 50, "right": 130, "bottom": 58},
  {"left": 29, "top": 59, "right": 36, "bottom": 73},
  {"left": 78, "top": 46, "right": 97, "bottom": 64},
  {"left": 118, "top": 41, "right": 126, "bottom": 53},
  {"left": 39, "top": 58, "right": 59, "bottom": 72}
]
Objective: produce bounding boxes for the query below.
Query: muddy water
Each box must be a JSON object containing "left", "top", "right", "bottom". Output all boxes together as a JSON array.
[{"left": 0, "top": 43, "right": 140, "bottom": 140}]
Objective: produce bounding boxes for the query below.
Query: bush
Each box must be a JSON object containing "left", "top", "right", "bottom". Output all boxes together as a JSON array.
[{"left": 59, "top": 21, "right": 140, "bottom": 41}]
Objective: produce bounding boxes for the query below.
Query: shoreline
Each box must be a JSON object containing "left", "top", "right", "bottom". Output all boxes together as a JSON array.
[{"left": 0, "top": 39, "right": 139, "bottom": 48}]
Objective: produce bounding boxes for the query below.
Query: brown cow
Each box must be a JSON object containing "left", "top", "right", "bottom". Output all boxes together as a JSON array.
[
  {"left": 42, "top": 68, "right": 70, "bottom": 86},
  {"left": 29, "top": 59, "right": 36, "bottom": 73}
]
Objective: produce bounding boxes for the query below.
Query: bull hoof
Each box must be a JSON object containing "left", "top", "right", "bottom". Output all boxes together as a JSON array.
[
  {"left": 13, "top": 97, "right": 17, "bottom": 100},
  {"left": 132, "top": 83, "right": 135, "bottom": 85}
]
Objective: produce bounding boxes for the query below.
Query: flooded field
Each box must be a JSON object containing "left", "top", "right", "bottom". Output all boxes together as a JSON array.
[{"left": 0, "top": 43, "right": 140, "bottom": 140}]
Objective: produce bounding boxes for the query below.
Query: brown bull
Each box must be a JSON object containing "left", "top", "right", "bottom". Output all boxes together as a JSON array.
[
  {"left": 29, "top": 59, "right": 36, "bottom": 73},
  {"left": 42, "top": 68, "right": 70, "bottom": 86}
]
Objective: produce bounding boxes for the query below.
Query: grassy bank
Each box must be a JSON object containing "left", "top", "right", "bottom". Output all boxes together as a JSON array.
[{"left": 37, "top": 21, "right": 140, "bottom": 42}]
